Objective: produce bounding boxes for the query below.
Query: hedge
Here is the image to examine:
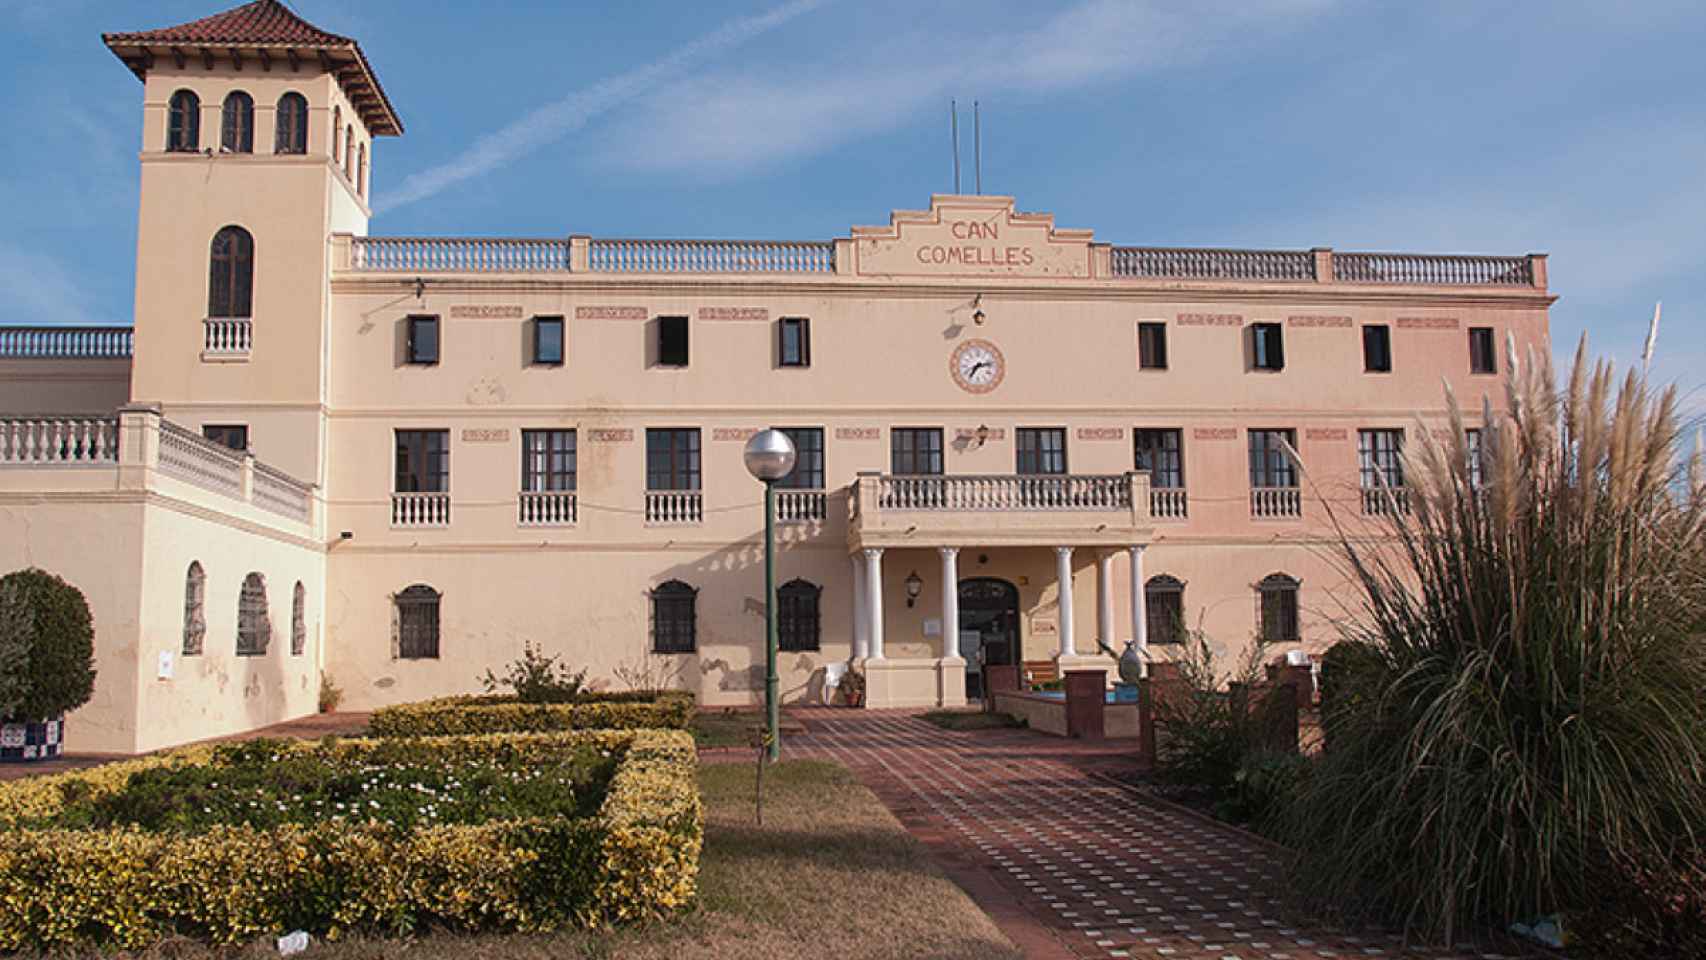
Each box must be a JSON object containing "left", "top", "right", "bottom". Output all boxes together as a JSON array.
[
  {"left": 0, "top": 729, "right": 701, "bottom": 950},
  {"left": 369, "top": 690, "right": 695, "bottom": 737}
]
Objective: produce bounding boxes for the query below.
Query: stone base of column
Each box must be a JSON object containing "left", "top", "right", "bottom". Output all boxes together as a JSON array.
[
  {"left": 863, "top": 658, "right": 943, "bottom": 709},
  {"left": 934, "top": 657, "right": 967, "bottom": 708},
  {"left": 1052, "top": 653, "right": 1113, "bottom": 683}
]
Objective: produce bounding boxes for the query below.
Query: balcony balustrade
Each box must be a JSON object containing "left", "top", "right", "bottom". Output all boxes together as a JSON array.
[
  {"left": 849, "top": 472, "right": 1151, "bottom": 549},
  {"left": 1250, "top": 486, "right": 1303, "bottom": 519},
  {"left": 646, "top": 490, "right": 703, "bottom": 525},
  {"left": 775, "top": 489, "right": 827, "bottom": 522},
  {"left": 1361, "top": 486, "right": 1411, "bottom": 516},
  {"left": 519, "top": 490, "right": 578, "bottom": 526},
  {"left": 1150, "top": 487, "right": 1189, "bottom": 520},
  {"left": 878, "top": 474, "right": 1130, "bottom": 511},
  {"left": 158, "top": 421, "right": 244, "bottom": 497},
  {"left": 0, "top": 416, "right": 118, "bottom": 464},
  {"left": 392, "top": 492, "right": 450, "bottom": 527},
  {"left": 202, "top": 318, "right": 252, "bottom": 359}
]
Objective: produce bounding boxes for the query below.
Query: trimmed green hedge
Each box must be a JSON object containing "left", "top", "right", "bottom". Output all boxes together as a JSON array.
[
  {"left": 369, "top": 690, "right": 694, "bottom": 737},
  {"left": 0, "top": 730, "right": 701, "bottom": 950}
]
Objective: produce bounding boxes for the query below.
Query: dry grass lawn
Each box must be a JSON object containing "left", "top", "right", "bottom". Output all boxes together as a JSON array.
[{"left": 87, "top": 760, "right": 1018, "bottom": 960}]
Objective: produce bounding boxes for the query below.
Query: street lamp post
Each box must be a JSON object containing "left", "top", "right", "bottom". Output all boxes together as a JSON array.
[{"left": 743, "top": 429, "right": 796, "bottom": 762}]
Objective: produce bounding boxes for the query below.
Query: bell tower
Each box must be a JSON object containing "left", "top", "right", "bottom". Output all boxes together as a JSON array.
[{"left": 103, "top": 0, "right": 403, "bottom": 483}]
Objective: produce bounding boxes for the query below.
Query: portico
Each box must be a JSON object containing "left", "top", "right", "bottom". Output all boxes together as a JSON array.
[{"left": 846, "top": 471, "right": 1155, "bottom": 708}]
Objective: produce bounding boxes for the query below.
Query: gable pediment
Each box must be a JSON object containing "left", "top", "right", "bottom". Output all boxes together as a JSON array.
[{"left": 849, "top": 195, "right": 1094, "bottom": 279}]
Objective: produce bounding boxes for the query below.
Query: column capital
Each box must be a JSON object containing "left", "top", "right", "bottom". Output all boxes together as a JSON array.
[
  {"left": 1128, "top": 543, "right": 1148, "bottom": 555},
  {"left": 1054, "top": 545, "right": 1074, "bottom": 559},
  {"left": 937, "top": 546, "right": 960, "bottom": 558},
  {"left": 862, "top": 546, "right": 885, "bottom": 561}
]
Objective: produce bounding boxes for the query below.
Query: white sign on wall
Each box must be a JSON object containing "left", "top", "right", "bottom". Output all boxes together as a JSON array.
[
  {"left": 923, "top": 617, "right": 942, "bottom": 636},
  {"left": 157, "top": 650, "right": 175, "bottom": 680}
]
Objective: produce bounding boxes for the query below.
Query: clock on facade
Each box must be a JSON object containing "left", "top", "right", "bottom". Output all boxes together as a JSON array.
[{"left": 950, "top": 338, "right": 1006, "bottom": 394}]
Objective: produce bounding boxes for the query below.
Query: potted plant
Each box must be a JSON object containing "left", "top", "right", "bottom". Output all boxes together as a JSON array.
[
  {"left": 0, "top": 568, "right": 96, "bottom": 762},
  {"left": 841, "top": 667, "right": 866, "bottom": 708}
]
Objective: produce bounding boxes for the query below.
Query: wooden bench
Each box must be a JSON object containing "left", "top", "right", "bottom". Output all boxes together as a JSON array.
[{"left": 1022, "top": 660, "right": 1059, "bottom": 687}]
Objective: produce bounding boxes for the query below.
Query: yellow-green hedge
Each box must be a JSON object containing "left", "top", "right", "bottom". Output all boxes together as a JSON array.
[
  {"left": 368, "top": 690, "right": 695, "bottom": 737},
  {"left": 0, "top": 730, "right": 701, "bottom": 950}
]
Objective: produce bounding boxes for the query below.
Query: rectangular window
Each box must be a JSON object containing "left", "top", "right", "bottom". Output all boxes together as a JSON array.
[
  {"left": 406, "top": 315, "right": 439, "bottom": 365},
  {"left": 1466, "top": 428, "right": 1485, "bottom": 488},
  {"left": 1133, "top": 428, "right": 1184, "bottom": 488},
  {"left": 657, "top": 315, "right": 689, "bottom": 367},
  {"left": 1363, "top": 325, "right": 1392, "bottom": 373},
  {"left": 779, "top": 317, "right": 811, "bottom": 367},
  {"left": 1469, "top": 327, "right": 1497, "bottom": 374},
  {"left": 651, "top": 584, "right": 697, "bottom": 654},
  {"left": 394, "top": 429, "right": 449, "bottom": 493},
  {"left": 202, "top": 424, "right": 248, "bottom": 452},
  {"left": 396, "top": 587, "right": 440, "bottom": 660},
  {"left": 1138, "top": 322, "right": 1168, "bottom": 370},
  {"left": 533, "top": 316, "right": 564, "bottom": 365},
  {"left": 1015, "top": 427, "right": 1068, "bottom": 475},
  {"left": 777, "top": 582, "right": 822, "bottom": 652},
  {"left": 891, "top": 428, "right": 944, "bottom": 475},
  {"left": 1250, "top": 323, "right": 1285, "bottom": 371},
  {"left": 776, "top": 427, "right": 825, "bottom": 489},
  {"left": 521, "top": 429, "right": 576, "bottom": 492},
  {"left": 1358, "top": 429, "right": 1405, "bottom": 490},
  {"left": 1259, "top": 580, "right": 1300, "bottom": 642},
  {"left": 1146, "top": 581, "right": 1184, "bottom": 645},
  {"left": 1248, "top": 429, "right": 1298, "bottom": 489},
  {"left": 646, "top": 428, "right": 701, "bottom": 490}
]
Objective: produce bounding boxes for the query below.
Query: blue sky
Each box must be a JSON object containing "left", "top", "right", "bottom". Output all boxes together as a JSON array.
[{"left": 3, "top": 0, "right": 1703, "bottom": 414}]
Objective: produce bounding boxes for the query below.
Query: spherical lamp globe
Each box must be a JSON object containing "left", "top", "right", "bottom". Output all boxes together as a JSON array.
[{"left": 743, "top": 429, "right": 797, "bottom": 483}]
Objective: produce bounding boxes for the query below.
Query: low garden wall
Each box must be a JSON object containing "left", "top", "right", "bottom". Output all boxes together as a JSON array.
[
  {"left": 991, "top": 690, "right": 1139, "bottom": 739},
  {"left": 0, "top": 729, "right": 701, "bottom": 950},
  {"left": 369, "top": 690, "right": 694, "bottom": 736}
]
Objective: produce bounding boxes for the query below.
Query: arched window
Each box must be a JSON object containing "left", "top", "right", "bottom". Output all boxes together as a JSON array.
[
  {"left": 237, "top": 572, "right": 270, "bottom": 656},
  {"left": 167, "top": 90, "right": 200, "bottom": 152},
  {"left": 208, "top": 226, "right": 254, "bottom": 319},
  {"left": 182, "top": 561, "right": 206, "bottom": 655},
  {"left": 357, "top": 142, "right": 366, "bottom": 197},
  {"left": 291, "top": 581, "right": 307, "bottom": 656},
  {"left": 651, "top": 580, "right": 697, "bottom": 654},
  {"left": 221, "top": 91, "right": 254, "bottom": 153},
  {"left": 331, "top": 106, "right": 341, "bottom": 160},
  {"left": 777, "top": 579, "right": 821, "bottom": 652},
  {"left": 1145, "top": 575, "right": 1185, "bottom": 645},
  {"left": 1257, "top": 573, "right": 1300, "bottom": 643},
  {"left": 274, "top": 92, "right": 307, "bottom": 154},
  {"left": 344, "top": 125, "right": 353, "bottom": 176},
  {"left": 396, "top": 584, "right": 440, "bottom": 659}
]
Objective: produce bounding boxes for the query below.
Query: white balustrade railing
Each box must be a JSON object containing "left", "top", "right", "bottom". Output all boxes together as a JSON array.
[
  {"left": 519, "top": 490, "right": 577, "bottom": 526},
  {"left": 591, "top": 239, "right": 835, "bottom": 274},
  {"left": 203, "top": 318, "right": 252, "bottom": 357},
  {"left": 1110, "top": 247, "right": 1315, "bottom": 281},
  {"left": 392, "top": 492, "right": 450, "bottom": 527},
  {"left": 0, "top": 417, "right": 118, "bottom": 464},
  {"left": 646, "top": 490, "right": 703, "bottom": 525},
  {"left": 1335, "top": 253, "right": 1534, "bottom": 286},
  {"left": 0, "top": 326, "right": 133, "bottom": 358},
  {"left": 1150, "top": 487, "right": 1189, "bottom": 520},
  {"left": 776, "top": 489, "right": 827, "bottom": 522},
  {"left": 1361, "top": 486, "right": 1411, "bottom": 516},
  {"left": 878, "top": 475, "right": 1130, "bottom": 512},
  {"left": 252, "top": 462, "right": 313, "bottom": 523},
  {"left": 352, "top": 237, "right": 571, "bottom": 272},
  {"left": 1250, "top": 486, "right": 1302, "bottom": 519},
  {"left": 158, "top": 421, "right": 244, "bottom": 496}
]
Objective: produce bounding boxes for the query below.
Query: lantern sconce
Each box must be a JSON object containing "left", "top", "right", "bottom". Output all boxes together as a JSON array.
[
  {"left": 904, "top": 570, "right": 924, "bottom": 607},
  {"left": 974, "top": 424, "right": 990, "bottom": 448},
  {"left": 971, "top": 293, "right": 986, "bottom": 325}
]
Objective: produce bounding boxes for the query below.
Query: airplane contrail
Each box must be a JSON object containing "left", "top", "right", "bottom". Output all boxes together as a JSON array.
[{"left": 377, "top": 0, "right": 834, "bottom": 213}]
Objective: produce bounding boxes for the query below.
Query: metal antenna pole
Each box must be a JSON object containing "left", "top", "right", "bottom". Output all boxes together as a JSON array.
[
  {"left": 974, "top": 100, "right": 982, "bottom": 194},
  {"left": 951, "top": 100, "right": 961, "bottom": 194}
]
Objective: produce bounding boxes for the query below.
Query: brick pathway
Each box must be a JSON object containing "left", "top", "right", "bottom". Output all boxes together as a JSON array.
[{"left": 790, "top": 709, "right": 1521, "bottom": 960}]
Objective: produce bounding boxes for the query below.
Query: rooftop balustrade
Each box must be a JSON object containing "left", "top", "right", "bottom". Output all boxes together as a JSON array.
[{"left": 0, "top": 326, "right": 133, "bottom": 359}]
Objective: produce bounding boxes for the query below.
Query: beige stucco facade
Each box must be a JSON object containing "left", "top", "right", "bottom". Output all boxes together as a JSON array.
[{"left": 0, "top": 3, "right": 1553, "bottom": 753}]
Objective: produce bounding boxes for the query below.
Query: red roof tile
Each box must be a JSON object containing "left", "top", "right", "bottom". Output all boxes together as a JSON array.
[{"left": 103, "top": 0, "right": 350, "bottom": 46}]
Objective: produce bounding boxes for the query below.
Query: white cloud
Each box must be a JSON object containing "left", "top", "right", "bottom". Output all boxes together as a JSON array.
[{"left": 0, "top": 241, "right": 103, "bottom": 326}]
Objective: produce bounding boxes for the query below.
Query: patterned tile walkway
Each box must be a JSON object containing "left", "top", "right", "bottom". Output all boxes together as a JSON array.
[{"left": 790, "top": 709, "right": 1520, "bottom": 960}]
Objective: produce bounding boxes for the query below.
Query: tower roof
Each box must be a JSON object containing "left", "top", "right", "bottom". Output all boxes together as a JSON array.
[{"left": 102, "top": 0, "right": 403, "bottom": 136}]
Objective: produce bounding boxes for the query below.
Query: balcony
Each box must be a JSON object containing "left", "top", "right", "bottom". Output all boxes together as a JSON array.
[
  {"left": 392, "top": 492, "right": 450, "bottom": 527},
  {"left": 776, "top": 489, "right": 827, "bottom": 522},
  {"left": 848, "top": 472, "right": 1152, "bottom": 550},
  {"left": 519, "top": 490, "right": 577, "bottom": 526},
  {"left": 0, "top": 416, "right": 118, "bottom": 464},
  {"left": 646, "top": 490, "right": 703, "bottom": 525},
  {"left": 1361, "top": 487, "right": 1411, "bottom": 517},
  {"left": 1150, "top": 487, "right": 1189, "bottom": 520},
  {"left": 1250, "top": 487, "right": 1302, "bottom": 519},
  {"left": 202, "top": 318, "right": 252, "bottom": 361}
]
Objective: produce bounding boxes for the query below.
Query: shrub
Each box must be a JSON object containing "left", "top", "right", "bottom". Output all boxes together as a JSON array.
[
  {"left": 1218, "top": 751, "right": 1311, "bottom": 833},
  {"left": 369, "top": 689, "right": 694, "bottom": 737},
  {"left": 481, "top": 642, "right": 588, "bottom": 704},
  {"left": 1278, "top": 339, "right": 1706, "bottom": 945},
  {"left": 1315, "top": 639, "right": 1387, "bottom": 752},
  {"left": 1149, "top": 630, "right": 1276, "bottom": 797},
  {"left": 317, "top": 671, "right": 344, "bottom": 713},
  {"left": 0, "top": 729, "right": 701, "bottom": 949},
  {"left": 0, "top": 567, "right": 96, "bottom": 722},
  {"left": 1576, "top": 841, "right": 1706, "bottom": 956}
]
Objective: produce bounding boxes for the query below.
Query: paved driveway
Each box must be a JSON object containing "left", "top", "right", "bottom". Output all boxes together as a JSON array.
[{"left": 790, "top": 709, "right": 1516, "bottom": 960}]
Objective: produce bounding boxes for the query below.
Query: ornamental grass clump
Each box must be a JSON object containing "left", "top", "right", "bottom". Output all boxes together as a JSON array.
[{"left": 1280, "top": 337, "right": 1706, "bottom": 950}]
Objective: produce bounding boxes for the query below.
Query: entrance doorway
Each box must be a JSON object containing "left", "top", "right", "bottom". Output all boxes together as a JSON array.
[{"left": 958, "top": 578, "right": 1019, "bottom": 700}]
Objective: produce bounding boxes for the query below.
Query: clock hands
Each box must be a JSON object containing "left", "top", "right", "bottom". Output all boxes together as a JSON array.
[{"left": 968, "top": 360, "right": 990, "bottom": 378}]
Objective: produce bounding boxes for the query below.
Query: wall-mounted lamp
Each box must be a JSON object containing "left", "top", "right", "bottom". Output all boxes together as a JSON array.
[
  {"left": 413, "top": 277, "right": 426, "bottom": 300},
  {"left": 974, "top": 424, "right": 990, "bottom": 448},
  {"left": 905, "top": 570, "right": 923, "bottom": 607},
  {"left": 971, "top": 293, "right": 986, "bottom": 325}
]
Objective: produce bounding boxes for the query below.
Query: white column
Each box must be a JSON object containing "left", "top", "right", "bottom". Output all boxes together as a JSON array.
[
  {"left": 939, "top": 547, "right": 961, "bottom": 660},
  {"left": 1055, "top": 546, "right": 1076, "bottom": 657},
  {"left": 850, "top": 553, "right": 868, "bottom": 659},
  {"left": 863, "top": 547, "right": 885, "bottom": 660},
  {"left": 1096, "top": 551, "right": 1115, "bottom": 654},
  {"left": 1129, "top": 544, "right": 1148, "bottom": 656}
]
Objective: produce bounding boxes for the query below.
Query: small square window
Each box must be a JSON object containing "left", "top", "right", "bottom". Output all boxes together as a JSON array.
[
  {"left": 779, "top": 317, "right": 811, "bottom": 367},
  {"left": 1363, "top": 325, "right": 1392, "bottom": 373},
  {"left": 1469, "top": 327, "right": 1497, "bottom": 374},
  {"left": 1251, "top": 323, "right": 1285, "bottom": 371},
  {"left": 202, "top": 424, "right": 248, "bottom": 451},
  {"left": 533, "top": 316, "right": 564, "bottom": 365},
  {"left": 406, "top": 315, "right": 439, "bottom": 365},
  {"left": 1138, "top": 322, "right": 1168, "bottom": 370},
  {"left": 657, "top": 316, "right": 689, "bottom": 367}
]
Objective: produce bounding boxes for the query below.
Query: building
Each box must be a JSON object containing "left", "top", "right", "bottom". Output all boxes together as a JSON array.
[{"left": 0, "top": 1, "right": 1553, "bottom": 755}]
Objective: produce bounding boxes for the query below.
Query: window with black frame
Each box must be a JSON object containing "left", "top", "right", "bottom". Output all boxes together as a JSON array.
[
  {"left": 777, "top": 579, "right": 821, "bottom": 651},
  {"left": 1363, "top": 325, "right": 1393, "bottom": 372},
  {"left": 168, "top": 90, "right": 200, "bottom": 151},
  {"left": 1469, "top": 327, "right": 1497, "bottom": 374},
  {"left": 1247, "top": 429, "right": 1298, "bottom": 489},
  {"left": 275, "top": 92, "right": 308, "bottom": 154},
  {"left": 651, "top": 580, "right": 697, "bottom": 653},
  {"left": 208, "top": 226, "right": 254, "bottom": 319},
  {"left": 891, "top": 427, "right": 944, "bottom": 475},
  {"left": 1133, "top": 428, "right": 1184, "bottom": 488},
  {"left": 1358, "top": 428, "right": 1405, "bottom": 491},
  {"left": 406, "top": 315, "right": 439, "bottom": 364},
  {"left": 1145, "top": 575, "right": 1185, "bottom": 645},
  {"left": 1258, "top": 573, "right": 1300, "bottom": 642},
  {"left": 395, "top": 430, "right": 449, "bottom": 493},
  {"left": 521, "top": 429, "right": 576, "bottom": 492},
  {"left": 1250, "top": 323, "right": 1286, "bottom": 371},
  {"left": 775, "top": 427, "right": 823, "bottom": 489},
  {"left": 779, "top": 317, "right": 810, "bottom": 367},
  {"left": 202, "top": 424, "right": 248, "bottom": 452},
  {"left": 646, "top": 428, "right": 701, "bottom": 490},
  {"left": 1016, "top": 427, "right": 1068, "bottom": 475},
  {"left": 236, "top": 572, "right": 269, "bottom": 656},
  {"left": 533, "top": 316, "right": 564, "bottom": 365},
  {"left": 657, "top": 316, "right": 689, "bottom": 367},
  {"left": 1137, "top": 321, "right": 1168, "bottom": 370},
  {"left": 396, "top": 584, "right": 440, "bottom": 659},
  {"left": 221, "top": 91, "right": 254, "bottom": 153}
]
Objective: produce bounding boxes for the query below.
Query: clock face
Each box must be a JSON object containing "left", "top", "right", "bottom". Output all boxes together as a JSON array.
[{"left": 950, "top": 338, "right": 1005, "bottom": 394}]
